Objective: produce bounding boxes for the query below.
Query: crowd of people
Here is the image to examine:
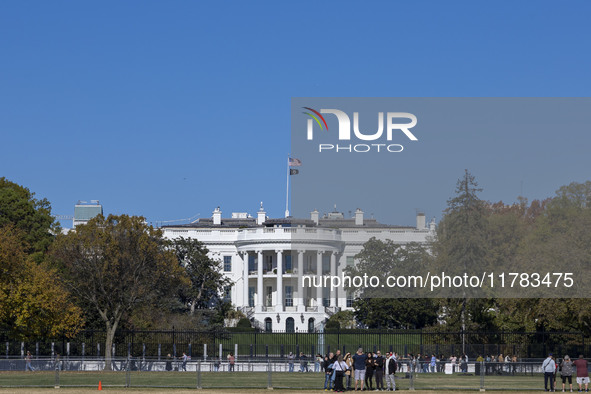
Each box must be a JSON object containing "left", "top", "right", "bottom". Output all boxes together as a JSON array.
[
  {"left": 291, "top": 350, "right": 590, "bottom": 392},
  {"left": 309, "top": 347, "right": 398, "bottom": 392}
]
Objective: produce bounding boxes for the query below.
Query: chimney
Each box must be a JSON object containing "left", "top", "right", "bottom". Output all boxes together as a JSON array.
[
  {"left": 310, "top": 209, "right": 319, "bottom": 225},
  {"left": 257, "top": 202, "right": 266, "bottom": 225},
  {"left": 213, "top": 207, "right": 222, "bottom": 225},
  {"left": 416, "top": 212, "right": 426, "bottom": 230},
  {"left": 355, "top": 208, "right": 364, "bottom": 226}
]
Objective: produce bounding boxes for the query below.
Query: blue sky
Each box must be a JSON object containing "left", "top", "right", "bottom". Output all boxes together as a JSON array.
[{"left": 1, "top": 1, "right": 590, "bottom": 227}]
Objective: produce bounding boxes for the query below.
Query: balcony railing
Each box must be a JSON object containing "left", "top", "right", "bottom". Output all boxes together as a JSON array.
[{"left": 236, "top": 227, "right": 342, "bottom": 242}]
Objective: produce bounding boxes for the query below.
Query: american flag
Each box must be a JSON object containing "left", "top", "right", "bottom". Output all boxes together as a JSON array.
[{"left": 288, "top": 157, "right": 302, "bottom": 167}]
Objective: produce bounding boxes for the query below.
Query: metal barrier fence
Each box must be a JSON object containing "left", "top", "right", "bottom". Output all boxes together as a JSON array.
[
  {"left": 1, "top": 329, "right": 588, "bottom": 360},
  {"left": 0, "top": 359, "right": 588, "bottom": 391}
]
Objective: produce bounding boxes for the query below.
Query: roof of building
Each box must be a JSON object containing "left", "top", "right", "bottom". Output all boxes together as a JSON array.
[
  {"left": 163, "top": 214, "right": 416, "bottom": 230},
  {"left": 180, "top": 217, "right": 258, "bottom": 228}
]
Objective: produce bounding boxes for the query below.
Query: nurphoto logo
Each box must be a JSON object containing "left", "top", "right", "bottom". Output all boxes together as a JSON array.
[{"left": 302, "top": 107, "right": 418, "bottom": 153}]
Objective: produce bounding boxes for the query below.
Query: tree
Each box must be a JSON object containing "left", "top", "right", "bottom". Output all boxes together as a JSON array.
[
  {"left": 435, "top": 169, "right": 489, "bottom": 277},
  {"left": 344, "top": 238, "right": 437, "bottom": 328},
  {"left": 236, "top": 317, "right": 252, "bottom": 329},
  {"left": 0, "top": 177, "right": 58, "bottom": 260},
  {"left": 325, "top": 310, "right": 357, "bottom": 330},
  {"left": 0, "top": 226, "right": 82, "bottom": 339},
  {"left": 433, "top": 170, "right": 490, "bottom": 339},
  {"left": 553, "top": 181, "right": 591, "bottom": 209},
  {"left": 171, "top": 237, "right": 232, "bottom": 316},
  {"left": 51, "top": 214, "right": 188, "bottom": 370},
  {"left": 353, "top": 298, "right": 438, "bottom": 329},
  {"left": 508, "top": 181, "right": 591, "bottom": 333},
  {"left": 345, "top": 238, "right": 432, "bottom": 298}
]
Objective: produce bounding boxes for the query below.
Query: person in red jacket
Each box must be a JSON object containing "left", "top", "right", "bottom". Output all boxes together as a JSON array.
[{"left": 573, "top": 355, "right": 589, "bottom": 392}]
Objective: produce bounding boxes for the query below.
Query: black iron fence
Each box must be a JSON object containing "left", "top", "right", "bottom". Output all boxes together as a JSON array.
[
  {"left": 0, "top": 329, "right": 588, "bottom": 361},
  {"left": 0, "top": 359, "right": 587, "bottom": 391}
]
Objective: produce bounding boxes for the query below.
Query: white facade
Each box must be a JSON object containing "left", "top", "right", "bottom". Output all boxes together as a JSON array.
[{"left": 162, "top": 206, "right": 435, "bottom": 332}]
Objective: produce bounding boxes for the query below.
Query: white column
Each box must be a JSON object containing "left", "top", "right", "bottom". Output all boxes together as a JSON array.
[
  {"left": 242, "top": 252, "right": 249, "bottom": 309},
  {"left": 256, "top": 250, "right": 263, "bottom": 312},
  {"left": 297, "top": 250, "right": 305, "bottom": 312},
  {"left": 330, "top": 252, "right": 337, "bottom": 307},
  {"left": 316, "top": 250, "right": 323, "bottom": 309},
  {"left": 337, "top": 254, "right": 347, "bottom": 308},
  {"left": 276, "top": 250, "right": 283, "bottom": 312}
]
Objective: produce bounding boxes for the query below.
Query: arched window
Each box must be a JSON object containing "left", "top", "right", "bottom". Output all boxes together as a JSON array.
[
  {"left": 286, "top": 317, "right": 295, "bottom": 333},
  {"left": 265, "top": 317, "right": 272, "bottom": 333},
  {"left": 308, "top": 318, "right": 315, "bottom": 333}
]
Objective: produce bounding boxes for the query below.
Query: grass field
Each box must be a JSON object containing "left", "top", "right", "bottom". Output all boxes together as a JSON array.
[{"left": 0, "top": 370, "right": 555, "bottom": 391}]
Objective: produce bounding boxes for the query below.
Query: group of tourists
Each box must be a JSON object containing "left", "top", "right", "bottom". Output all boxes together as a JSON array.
[
  {"left": 318, "top": 347, "right": 397, "bottom": 392},
  {"left": 403, "top": 353, "right": 454, "bottom": 373},
  {"left": 287, "top": 351, "right": 309, "bottom": 372},
  {"left": 542, "top": 353, "right": 589, "bottom": 392}
]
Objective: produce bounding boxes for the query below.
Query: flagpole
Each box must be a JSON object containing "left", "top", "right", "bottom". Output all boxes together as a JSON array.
[{"left": 285, "top": 154, "right": 290, "bottom": 218}]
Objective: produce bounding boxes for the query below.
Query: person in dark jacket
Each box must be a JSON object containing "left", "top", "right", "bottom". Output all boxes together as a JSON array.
[
  {"left": 374, "top": 350, "right": 385, "bottom": 390},
  {"left": 299, "top": 352, "right": 308, "bottom": 372},
  {"left": 323, "top": 353, "right": 334, "bottom": 391},
  {"left": 365, "top": 352, "right": 375, "bottom": 391}
]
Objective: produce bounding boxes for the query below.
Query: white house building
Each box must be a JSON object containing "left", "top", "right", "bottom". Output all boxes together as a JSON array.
[{"left": 161, "top": 205, "right": 435, "bottom": 332}]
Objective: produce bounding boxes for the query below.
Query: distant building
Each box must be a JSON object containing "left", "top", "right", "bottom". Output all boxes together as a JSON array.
[
  {"left": 73, "top": 200, "right": 103, "bottom": 227},
  {"left": 162, "top": 204, "right": 435, "bottom": 332}
]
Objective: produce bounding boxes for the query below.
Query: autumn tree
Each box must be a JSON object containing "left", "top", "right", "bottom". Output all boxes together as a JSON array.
[
  {"left": 0, "top": 226, "right": 82, "bottom": 339},
  {"left": 505, "top": 181, "right": 591, "bottom": 333},
  {"left": 51, "top": 215, "right": 188, "bottom": 370}
]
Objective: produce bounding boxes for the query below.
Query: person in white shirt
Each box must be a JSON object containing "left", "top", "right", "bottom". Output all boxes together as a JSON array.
[
  {"left": 332, "top": 355, "right": 349, "bottom": 392},
  {"left": 385, "top": 352, "right": 397, "bottom": 391},
  {"left": 542, "top": 353, "right": 556, "bottom": 392}
]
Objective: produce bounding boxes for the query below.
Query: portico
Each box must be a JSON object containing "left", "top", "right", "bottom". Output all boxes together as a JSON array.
[{"left": 235, "top": 226, "right": 343, "bottom": 331}]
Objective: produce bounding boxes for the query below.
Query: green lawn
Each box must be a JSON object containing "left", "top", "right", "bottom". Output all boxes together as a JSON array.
[{"left": 0, "top": 371, "right": 556, "bottom": 391}]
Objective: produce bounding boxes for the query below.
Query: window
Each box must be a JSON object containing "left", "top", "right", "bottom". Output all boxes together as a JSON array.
[
  {"left": 248, "top": 255, "right": 256, "bottom": 272},
  {"left": 322, "top": 287, "right": 330, "bottom": 307},
  {"left": 346, "top": 291, "right": 354, "bottom": 308},
  {"left": 265, "top": 255, "right": 273, "bottom": 272},
  {"left": 223, "top": 256, "right": 232, "bottom": 272},
  {"left": 304, "top": 256, "right": 316, "bottom": 274},
  {"left": 346, "top": 256, "right": 355, "bottom": 267},
  {"left": 265, "top": 317, "right": 272, "bottom": 332},
  {"left": 266, "top": 286, "right": 273, "bottom": 307},
  {"left": 308, "top": 318, "right": 315, "bottom": 333},
  {"left": 223, "top": 286, "right": 232, "bottom": 302},
  {"left": 322, "top": 254, "right": 330, "bottom": 274},
  {"left": 286, "top": 317, "right": 295, "bottom": 333},
  {"left": 285, "top": 286, "right": 293, "bottom": 307},
  {"left": 248, "top": 287, "right": 255, "bottom": 307},
  {"left": 285, "top": 254, "right": 292, "bottom": 272}
]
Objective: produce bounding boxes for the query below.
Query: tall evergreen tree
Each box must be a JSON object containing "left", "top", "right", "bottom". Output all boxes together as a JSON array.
[{"left": 433, "top": 170, "right": 490, "bottom": 341}]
